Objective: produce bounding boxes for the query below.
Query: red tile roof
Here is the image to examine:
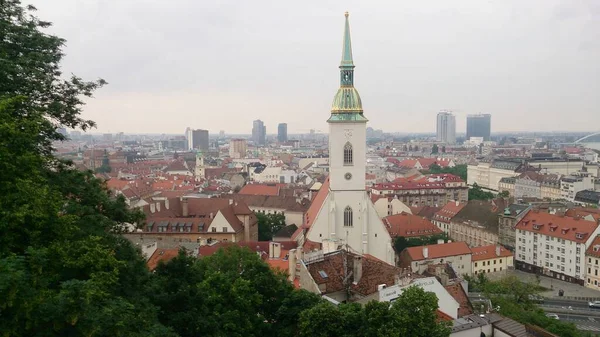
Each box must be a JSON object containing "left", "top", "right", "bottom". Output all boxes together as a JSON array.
[
  {"left": 383, "top": 212, "right": 443, "bottom": 238},
  {"left": 470, "top": 244, "right": 513, "bottom": 262},
  {"left": 147, "top": 248, "right": 180, "bottom": 271},
  {"left": 405, "top": 242, "right": 471, "bottom": 261},
  {"left": 444, "top": 284, "right": 473, "bottom": 317},
  {"left": 239, "top": 183, "right": 281, "bottom": 196},
  {"left": 433, "top": 201, "right": 467, "bottom": 223},
  {"left": 515, "top": 210, "right": 599, "bottom": 244},
  {"left": 303, "top": 177, "right": 329, "bottom": 230},
  {"left": 585, "top": 235, "right": 600, "bottom": 258},
  {"left": 436, "top": 309, "right": 454, "bottom": 322}
]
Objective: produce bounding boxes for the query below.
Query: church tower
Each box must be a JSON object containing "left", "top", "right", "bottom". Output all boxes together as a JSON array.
[
  {"left": 304, "top": 12, "right": 394, "bottom": 265},
  {"left": 328, "top": 11, "right": 367, "bottom": 192}
]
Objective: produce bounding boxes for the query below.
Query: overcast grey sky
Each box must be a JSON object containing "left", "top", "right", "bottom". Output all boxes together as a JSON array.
[{"left": 36, "top": 0, "right": 599, "bottom": 135}]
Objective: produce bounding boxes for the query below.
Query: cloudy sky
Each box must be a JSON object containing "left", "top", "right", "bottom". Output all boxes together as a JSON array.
[{"left": 36, "top": 0, "right": 599, "bottom": 135}]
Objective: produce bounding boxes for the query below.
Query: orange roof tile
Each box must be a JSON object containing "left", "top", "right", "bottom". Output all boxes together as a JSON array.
[
  {"left": 433, "top": 201, "right": 467, "bottom": 223},
  {"left": 405, "top": 242, "right": 471, "bottom": 261},
  {"left": 239, "top": 184, "right": 281, "bottom": 196},
  {"left": 586, "top": 235, "right": 600, "bottom": 258},
  {"left": 383, "top": 212, "right": 443, "bottom": 238},
  {"left": 444, "top": 284, "right": 473, "bottom": 317},
  {"left": 436, "top": 309, "right": 454, "bottom": 322},
  {"left": 470, "top": 244, "right": 513, "bottom": 262},
  {"left": 515, "top": 210, "right": 599, "bottom": 244},
  {"left": 303, "top": 177, "right": 329, "bottom": 229},
  {"left": 147, "top": 248, "right": 180, "bottom": 271}
]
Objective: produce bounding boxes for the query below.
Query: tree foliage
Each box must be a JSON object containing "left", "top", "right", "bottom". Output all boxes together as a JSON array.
[
  {"left": 256, "top": 212, "right": 286, "bottom": 241},
  {"left": 393, "top": 233, "right": 449, "bottom": 254},
  {"left": 425, "top": 164, "right": 468, "bottom": 181},
  {"left": 466, "top": 275, "right": 588, "bottom": 337},
  {"left": 468, "top": 183, "right": 495, "bottom": 201},
  {"left": 298, "top": 286, "right": 451, "bottom": 337}
]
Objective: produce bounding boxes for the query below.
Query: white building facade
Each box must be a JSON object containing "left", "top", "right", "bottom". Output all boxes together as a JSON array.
[{"left": 304, "top": 13, "right": 395, "bottom": 264}]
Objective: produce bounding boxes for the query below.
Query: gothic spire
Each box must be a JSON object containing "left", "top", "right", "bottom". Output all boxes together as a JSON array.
[{"left": 340, "top": 11, "right": 354, "bottom": 68}]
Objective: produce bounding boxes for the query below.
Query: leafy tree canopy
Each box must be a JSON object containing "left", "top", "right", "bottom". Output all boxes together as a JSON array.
[{"left": 257, "top": 212, "right": 286, "bottom": 241}]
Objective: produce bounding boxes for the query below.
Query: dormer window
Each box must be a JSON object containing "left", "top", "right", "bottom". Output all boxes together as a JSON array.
[
  {"left": 576, "top": 233, "right": 585, "bottom": 240},
  {"left": 533, "top": 224, "right": 540, "bottom": 230}
]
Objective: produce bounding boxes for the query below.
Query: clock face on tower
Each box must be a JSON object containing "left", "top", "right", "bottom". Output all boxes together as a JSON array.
[{"left": 345, "top": 172, "right": 352, "bottom": 180}]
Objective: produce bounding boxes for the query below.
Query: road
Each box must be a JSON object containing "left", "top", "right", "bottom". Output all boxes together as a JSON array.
[
  {"left": 543, "top": 312, "right": 600, "bottom": 332},
  {"left": 543, "top": 298, "right": 598, "bottom": 310}
]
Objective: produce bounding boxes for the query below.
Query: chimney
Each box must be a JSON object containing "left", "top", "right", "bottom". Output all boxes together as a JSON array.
[
  {"left": 353, "top": 256, "right": 363, "bottom": 284},
  {"left": 150, "top": 203, "right": 156, "bottom": 213},
  {"left": 182, "top": 198, "right": 189, "bottom": 217},
  {"left": 229, "top": 199, "right": 233, "bottom": 205},
  {"left": 156, "top": 202, "right": 161, "bottom": 212},
  {"left": 423, "top": 247, "right": 429, "bottom": 259},
  {"left": 309, "top": 190, "right": 313, "bottom": 200},
  {"left": 437, "top": 239, "right": 444, "bottom": 244},
  {"left": 269, "top": 242, "right": 281, "bottom": 259},
  {"left": 455, "top": 200, "right": 459, "bottom": 206},
  {"left": 495, "top": 245, "right": 501, "bottom": 257},
  {"left": 288, "top": 249, "right": 297, "bottom": 282}
]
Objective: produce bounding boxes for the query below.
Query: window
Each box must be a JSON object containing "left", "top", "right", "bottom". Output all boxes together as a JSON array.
[
  {"left": 212, "top": 227, "right": 217, "bottom": 233},
  {"left": 343, "top": 142, "right": 353, "bottom": 165},
  {"left": 344, "top": 206, "right": 353, "bottom": 227},
  {"left": 475, "top": 262, "right": 478, "bottom": 267},
  {"left": 222, "top": 227, "right": 227, "bottom": 233}
]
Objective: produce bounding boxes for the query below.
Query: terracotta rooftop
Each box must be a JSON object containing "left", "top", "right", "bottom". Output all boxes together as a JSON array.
[
  {"left": 585, "top": 235, "right": 600, "bottom": 258},
  {"left": 305, "top": 250, "right": 408, "bottom": 297},
  {"left": 383, "top": 212, "right": 443, "bottom": 238},
  {"left": 470, "top": 244, "right": 513, "bottom": 262},
  {"left": 444, "top": 284, "right": 473, "bottom": 317},
  {"left": 147, "top": 248, "right": 180, "bottom": 271},
  {"left": 515, "top": 210, "right": 599, "bottom": 244},
  {"left": 303, "top": 177, "right": 330, "bottom": 230},
  {"left": 238, "top": 183, "right": 281, "bottom": 196},
  {"left": 433, "top": 201, "right": 467, "bottom": 222},
  {"left": 405, "top": 242, "right": 472, "bottom": 261}
]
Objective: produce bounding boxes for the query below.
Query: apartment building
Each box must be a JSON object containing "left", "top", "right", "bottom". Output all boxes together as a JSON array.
[
  {"left": 447, "top": 199, "right": 507, "bottom": 248},
  {"left": 585, "top": 236, "right": 600, "bottom": 290},
  {"left": 467, "top": 160, "right": 529, "bottom": 192},
  {"left": 432, "top": 201, "right": 466, "bottom": 234},
  {"left": 371, "top": 174, "right": 468, "bottom": 207},
  {"left": 399, "top": 242, "right": 473, "bottom": 276},
  {"left": 560, "top": 173, "right": 595, "bottom": 201},
  {"left": 471, "top": 245, "right": 514, "bottom": 275},
  {"left": 514, "top": 210, "right": 600, "bottom": 285}
]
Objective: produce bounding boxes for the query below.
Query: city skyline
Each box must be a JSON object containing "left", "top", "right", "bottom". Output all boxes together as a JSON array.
[{"left": 38, "top": 0, "right": 599, "bottom": 134}]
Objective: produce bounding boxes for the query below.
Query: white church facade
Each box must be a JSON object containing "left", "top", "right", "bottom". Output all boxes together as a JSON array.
[{"left": 304, "top": 12, "right": 395, "bottom": 265}]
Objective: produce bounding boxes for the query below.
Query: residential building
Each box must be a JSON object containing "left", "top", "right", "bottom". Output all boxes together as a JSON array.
[
  {"left": 541, "top": 176, "right": 562, "bottom": 200},
  {"left": 471, "top": 244, "right": 513, "bottom": 275},
  {"left": 432, "top": 201, "right": 467, "bottom": 234},
  {"left": 466, "top": 113, "right": 491, "bottom": 141},
  {"left": 396, "top": 157, "right": 455, "bottom": 170},
  {"left": 514, "top": 172, "right": 560, "bottom": 199},
  {"left": 230, "top": 194, "right": 310, "bottom": 227},
  {"left": 447, "top": 199, "right": 507, "bottom": 247},
  {"left": 498, "top": 204, "right": 531, "bottom": 251},
  {"left": 383, "top": 212, "right": 444, "bottom": 240},
  {"left": 498, "top": 177, "right": 515, "bottom": 196},
  {"left": 277, "top": 123, "right": 288, "bottom": 142},
  {"left": 467, "top": 160, "right": 535, "bottom": 191},
  {"left": 560, "top": 173, "right": 595, "bottom": 201},
  {"left": 514, "top": 210, "right": 600, "bottom": 284},
  {"left": 300, "top": 249, "right": 461, "bottom": 319},
  {"left": 300, "top": 14, "right": 395, "bottom": 264},
  {"left": 436, "top": 110, "right": 456, "bottom": 144},
  {"left": 450, "top": 313, "right": 557, "bottom": 337},
  {"left": 252, "top": 120, "right": 266, "bottom": 145},
  {"left": 585, "top": 236, "right": 600, "bottom": 290},
  {"left": 371, "top": 174, "right": 468, "bottom": 207},
  {"left": 575, "top": 190, "right": 600, "bottom": 206},
  {"left": 371, "top": 195, "right": 412, "bottom": 218},
  {"left": 250, "top": 166, "right": 298, "bottom": 184},
  {"left": 399, "top": 241, "right": 473, "bottom": 276},
  {"left": 229, "top": 138, "right": 247, "bottom": 159},
  {"left": 133, "top": 197, "right": 259, "bottom": 245}
]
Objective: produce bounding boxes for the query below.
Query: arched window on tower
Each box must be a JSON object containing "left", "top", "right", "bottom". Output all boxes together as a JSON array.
[
  {"left": 344, "top": 142, "right": 353, "bottom": 166},
  {"left": 344, "top": 206, "right": 353, "bottom": 227}
]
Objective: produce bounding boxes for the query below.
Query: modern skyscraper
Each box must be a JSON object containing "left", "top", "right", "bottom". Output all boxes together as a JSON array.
[
  {"left": 436, "top": 110, "right": 456, "bottom": 144},
  {"left": 252, "top": 120, "right": 266, "bottom": 145},
  {"left": 277, "top": 123, "right": 288, "bottom": 142},
  {"left": 185, "top": 128, "right": 209, "bottom": 151},
  {"left": 303, "top": 12, "right": 394, "bottom": 264},
  {"left": 466, "top": 114, "right": 491, "bottom": 141}
]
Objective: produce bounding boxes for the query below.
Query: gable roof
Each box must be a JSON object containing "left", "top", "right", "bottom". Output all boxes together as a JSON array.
[
  {"left": 383, "top": 212, "right": 443, "bottom": 238},
  {"left": 452, "top": 199, "right": 507, "bottom": 234},
  {"left": 239, "top": 183, "right": 281, "bottom": 196},
  {"left": 444, "top": 284, "right": 473, "bottom": 317},
  {"left": 303, "top": 177, "right": 330, "bottom": 229},
  {"left": 515, "top": 210, "right": 599, "bottom": 244},
  {"left": 470, "top": 244, "right": 513, "bottom": 262},
  {"left": 147, "top": 248, "right": 180, "bottom": 271},
  {"left": 433, "top": 201, "right": 467, "bottom": 223},
  {"left": 404, "top": 242, "right": 471, "bottom": 261}
]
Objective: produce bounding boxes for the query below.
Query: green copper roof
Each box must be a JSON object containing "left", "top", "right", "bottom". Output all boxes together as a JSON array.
[
  {"left": 340, "top": 12, "right": 354, "bottom": 68},
  {"left": 327, "top": 112, "right": 368, "bottom": 123},
  {"left": 331, "top": 12, "right": 364, "bottom": 116}
]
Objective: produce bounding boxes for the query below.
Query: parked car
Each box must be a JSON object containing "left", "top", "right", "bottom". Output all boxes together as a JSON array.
[
  {"left": 589, "top": 301, "right": 600, "bottom": 309},
  {"left": 546, "top": 313, "right": 559, "bottom": 320}
]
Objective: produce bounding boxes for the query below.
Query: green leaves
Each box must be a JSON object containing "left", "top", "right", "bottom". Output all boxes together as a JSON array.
[
  {"left": 256, "top": 212, "right": 286, "bottom": 241},
  {"left": 298, "top": 286, "right": 451, "bottom": 337}
]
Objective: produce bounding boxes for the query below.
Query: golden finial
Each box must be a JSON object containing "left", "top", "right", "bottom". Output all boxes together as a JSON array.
[{"left": 344, "top": 11, "right": 349, "bottom": 18}]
